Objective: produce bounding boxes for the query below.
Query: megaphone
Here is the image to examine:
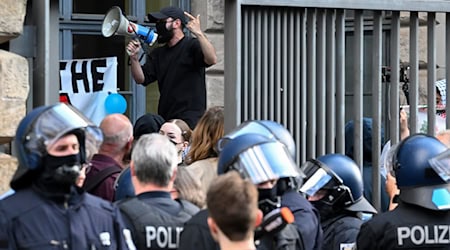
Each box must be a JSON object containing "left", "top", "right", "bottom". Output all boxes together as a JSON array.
[{"left": 102, "top": 6, "right": 158, "bottom": 46}]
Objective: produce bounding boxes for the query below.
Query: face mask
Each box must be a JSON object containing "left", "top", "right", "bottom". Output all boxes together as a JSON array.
[
  {"left": 258, "top": 186, "right": 281, "bottom": 215},
  {"left": 156, "top": 21, "right": 175, "bottom": 44},
  {"left": 41, "top": 154, "right": 82, "bottom": 186}
]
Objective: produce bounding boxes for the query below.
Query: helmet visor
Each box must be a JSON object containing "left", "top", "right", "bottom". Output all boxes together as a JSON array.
[
  {"left": 228, "top": 142, "right": 300, "bottom": 184},
  {"left": 299, "top": 161, "right": 333, "bottom": 196},
  {"left": 25, "top": 104, "right": 103, "bottom": 156},
  {"left": 429, "top": 149, "right": 450, "bottom": 182}
]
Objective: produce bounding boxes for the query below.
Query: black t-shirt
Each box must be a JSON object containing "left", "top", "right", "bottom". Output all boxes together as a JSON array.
[{"left": 142, "top": 36, "right": 209, "bottom": 129}]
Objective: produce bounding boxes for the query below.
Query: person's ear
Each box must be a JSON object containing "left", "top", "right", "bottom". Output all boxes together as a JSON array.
[
  {"left": 170, "top": 168, "right": 177, "bottom": 183},
  {"left": 207, "top": 217, "right": 219, "bottom": 241},
  {"left": 130, "top": 161, "right": 136, "bottom": 177},
  {"left": 255, "top": 209, "right": 263, "bottom": 227}
]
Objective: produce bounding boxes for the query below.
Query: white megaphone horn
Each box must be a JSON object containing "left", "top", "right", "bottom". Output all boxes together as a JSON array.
[{"left": 102, "top": 6, "right": 158, "bottom": 46}]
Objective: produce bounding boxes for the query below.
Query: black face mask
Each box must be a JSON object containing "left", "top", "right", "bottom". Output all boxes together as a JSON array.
[
  {"left": 156, "top": 21, "right": 175, "bottom": 44},
  {"left": 258, "top": 186, "right": 281, "bottom": 215},
  {"left": 310, "top": 200, "right": 339, "bottom": 222},
  {"left": 41, "top": 154, "right": 82, "bottom": 186}
]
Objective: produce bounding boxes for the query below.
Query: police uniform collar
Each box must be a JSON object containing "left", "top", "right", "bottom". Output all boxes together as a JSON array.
[{"left": 137, "top": 190, "right": 172, "bottom": 199}]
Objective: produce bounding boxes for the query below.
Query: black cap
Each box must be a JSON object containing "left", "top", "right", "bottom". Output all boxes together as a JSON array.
[
  {"left": 133, "top": 113, "right": 165, "bottom": 140},
  {"left": 148, "top": 6, "right": 187, "bottom": 24}
]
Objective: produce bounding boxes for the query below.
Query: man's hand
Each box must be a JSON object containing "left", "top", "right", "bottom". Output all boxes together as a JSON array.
[
  {"left": 126, "top": 39, "right": 141, "bottom": 60},
  {"left": 184, "top": 12, "right": 203, "bottom": 37}
]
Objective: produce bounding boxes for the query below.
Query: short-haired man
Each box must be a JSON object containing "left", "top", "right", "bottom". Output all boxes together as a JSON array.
[
  {"left": 84, "top": 114, "right": 134, "bottom": 201},
  {"left": 116, "top": 133, "right": 199, "bottom": 249},
  {"left": 207, "top": 171, "right": 262, "bottom": 250}
]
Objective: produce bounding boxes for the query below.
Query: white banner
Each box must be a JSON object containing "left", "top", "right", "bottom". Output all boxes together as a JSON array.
[
  {"left": 402, "top": 105, "right": 446, "bottom": 134},
  {"left": 59, "top": 57, "right": 118, "bottom": 125}
]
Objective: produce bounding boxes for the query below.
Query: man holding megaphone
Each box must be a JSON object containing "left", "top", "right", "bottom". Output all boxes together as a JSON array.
[{"left": 126, "top": 6, "right": 217, "bottom": 129}]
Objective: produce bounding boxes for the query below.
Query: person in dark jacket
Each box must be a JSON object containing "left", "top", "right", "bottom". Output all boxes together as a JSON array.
[
  {"left": 180, "top": 133, "right": 306, "bottom": 250},
  {"left": 0, "top": 103, "right": 135, "bottom": 250},
  {"left": 116, "top": 133, "right": 199, "bottom": 249},
  {"left": 357, "top": 134, "right": 450, "bottom": 249},
  {"left": 345, "top": 118, "right": 390, "bottom": 212},
  {"left": 300, "top": 154, "right": 377, "bottom": 250}
]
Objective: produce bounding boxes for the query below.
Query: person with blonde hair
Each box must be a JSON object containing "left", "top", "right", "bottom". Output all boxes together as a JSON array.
[
  {"left": 185, "top": 106, "right": 224, "bottom": 195},
  {"left": 171, "top": 166, "right": 205, "bottom": 208}
]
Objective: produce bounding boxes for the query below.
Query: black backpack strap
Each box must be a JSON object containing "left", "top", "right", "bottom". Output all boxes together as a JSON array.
[{"left": 84, "top": 165, "right": 122, "bottom": 192}]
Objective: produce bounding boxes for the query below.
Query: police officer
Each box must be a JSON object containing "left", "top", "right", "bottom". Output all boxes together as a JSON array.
[
  {"left": 0, "top": 103, "right": 135, "bottom": 249},
  {"left": 357, "top": 134, "right": 450, "bottom": 249},
  {"left": 216, "top": 120, "right": 323, "bottom": 250},
  {"left": 180, "top": 133, "right": 306, "bottom": 250},
  {"left": 115, "top": 133, "right": 199, "bottom": 249},
  {"left": 300, "top": 154, "right": 377, "bottom": 250}
]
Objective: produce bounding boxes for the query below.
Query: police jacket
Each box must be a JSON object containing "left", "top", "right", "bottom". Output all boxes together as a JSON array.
[
  {"left": 0, "top": 186, "right": 134, "bottom": 250},
  {"left": 321, "top": 214, "right": 363, "bottom": 250},
  {"left": 357, "top": 201, "right": 450, "bottom": 249},
  {"left": 116, "top": 191, "right": 199, "bottom": 250},
  {"left": 178, "top": 209, "right": 304, "bottom": 250}
]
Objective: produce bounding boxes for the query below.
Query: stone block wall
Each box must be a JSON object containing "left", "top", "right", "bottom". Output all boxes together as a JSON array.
[
  {"left": 192, "top": 0, "right": 225, "bottom": 108},
  {"left": 0, "top": 0, "right": 29, "bottom": 194}
]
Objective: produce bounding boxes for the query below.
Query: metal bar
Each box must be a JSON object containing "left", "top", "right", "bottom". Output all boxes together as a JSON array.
[
  {"left": 326, "top": 9, "right": 336, "bottom": 154},
  {"left": 243, "top": 10, "right": 249, "bottom": 121},
  {"left": 427, "top": 12, "right": 436, "bottom": 136},
  {"left": 353, "top": 9, "right": 364, "bottom": 169},
  {"left": 447, "top": 13, "right": 450, "bottom": 128},
  {"left": 307, "top": 8, "right": 317, "bottom": 159},
  {"left": 282, "top": 9, "right": 288, "bottom": 124},
  {"left": 262, "top": 9, "right": 269, "bottom": 120},
  {"left": 390, "top": 11, "right": 400, "bottom": 145},
  {"left": 371, "top": 10, "right": 383, "bottom": 212},
  {"left": 335, "top": 9, "right": 346, "bottom": 154},
  {"left": 256, "top": 10, "right": 262, "bottom": 119},
  {"left": 249, "top": 10, "right": 255, "bottom": 120},
  {"left": 317, "top": 9, "right": 327, "bottom": 157},
  {"left": 269, "top": 11, "right": 275, "bottom": 120},
  {"left": 409, "top": 12, "right": 419, "bottom": 134},
  {"left": 276, "top": 10, "right": 282, "bottom": 121},
  {"left": 288, "top": 10, "right": 295, "bottom": 134},
  {"left": 300, "top": 8, "right": 307, "bottom": 163}
]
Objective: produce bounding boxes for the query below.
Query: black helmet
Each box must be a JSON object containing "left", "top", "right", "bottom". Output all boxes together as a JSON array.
[
  {"left": 11, "top": 103, "right": 103, "bottom": 190},
  {"left": 217, "top": 133, "right": 302, "bottom": 186},
  {"left": 394, "top": 134, "right": 450, "bottom": 210},
  {"left": 217, "top": 120, "right": 296, "bottom": 160},
  {"left": 300, "top": 154, "right": 377, "bottom": 214}
]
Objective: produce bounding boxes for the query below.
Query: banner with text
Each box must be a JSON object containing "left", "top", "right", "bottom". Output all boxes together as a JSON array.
[{"left": 59, "top": 57, "right": 118, "bottom": 125}]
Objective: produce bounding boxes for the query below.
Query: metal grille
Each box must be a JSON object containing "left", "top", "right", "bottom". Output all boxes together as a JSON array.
[{"left": 224, "top": 1, "right": 450, "bottom": 211}]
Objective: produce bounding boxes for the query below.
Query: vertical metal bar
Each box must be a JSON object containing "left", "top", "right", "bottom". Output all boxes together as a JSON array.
[
  {"left": 427, "top": 12, "right": 437, "bottom": 136},
  {"left": 307, "top": 8, "right": 317, "bottom": 159},
  {"left": 317, "top": 9, "right": 326, "bottom": 157},
  {"left": 242, "top": 10, "right": 249, "bottom": 122},
  {"left": 409, "top": 12, "right": 419, "bottom": 134},
  {"left": 276, "top": 10, "right": 282, "bottom": 122},
  {"left": 256, "top": 10, "right": 262, "bottom": 119},
  {"left": 295, "top": 9, "right": 303, "bottom": 165},
  {"left": 326, "top": 9, "right": 336, "bottom": 154},
  {"left": 336, "top": 9, "right": 346, "bottom": 154},
  {"left": 282, "top": 9, "right": 288, "bottom": 124},
  {"left": 300, "top": 8, "right": 307, "bottom": 163},
  {"left": 288, "top": 10, "right": 295, "bottom": 133},
  {"left": 269, "top": 11, "right": 275, "bottom": 120},
  {"left": 262, "top": 9, "right": 269, "bottom": 120},
  {"left": 372, "top": 10, "right": 383, "bottom": 212},
  {"left": 353, "top": 10, "right": 364, "bottom": 169},
  {"left": 447, "top": 13, "right": 450, "bottom": 128},
  {"left": 249, "top": 10, "right": 255, "bottom": 120},
  {"left": 390, "top": 11, "right": 400, "bottom": 145}
]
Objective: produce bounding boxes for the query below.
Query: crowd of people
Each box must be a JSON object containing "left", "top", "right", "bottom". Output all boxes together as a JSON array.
[{"left": 1, "top": 5, "right": 450, "bottom": 250}]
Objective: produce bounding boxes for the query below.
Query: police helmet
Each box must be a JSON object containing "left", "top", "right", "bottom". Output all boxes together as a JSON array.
[
  {"left": 394, "top": 134, "right": 450, "bottom": 210},
  {"left": 11, "top": 103, "right": 103, "bottom": 190},
  {"left": 300, "top": 154, "right": 377, "bottom": 214},
  {"left": 217, "top": 133, "right": 302, "bottom": 187},
  {"left": 217, "top": 120, "right": 296, "bottom": 160}
]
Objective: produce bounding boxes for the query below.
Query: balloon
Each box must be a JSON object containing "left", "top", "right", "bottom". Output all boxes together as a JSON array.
[{"left": 105, "top": 93, "right": 127, "bottom": 114}]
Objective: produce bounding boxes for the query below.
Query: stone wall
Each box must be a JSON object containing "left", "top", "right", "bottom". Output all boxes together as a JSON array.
[
  {"left": 192, "top": 0, "right": 225, "bottom": 108},
  {"left": 0, "top": 0, "right": 29, "bottom": 194}
]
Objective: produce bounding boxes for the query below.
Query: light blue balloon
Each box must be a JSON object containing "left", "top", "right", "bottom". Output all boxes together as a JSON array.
[{"left": 105, "top": 93, "right": 127, "bottom": 114}]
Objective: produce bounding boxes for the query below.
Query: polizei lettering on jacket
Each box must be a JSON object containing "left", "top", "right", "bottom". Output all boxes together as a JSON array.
[
  {"left": 146, "top": 226, "right": 184, "bottom": 249},
  {"left": 397, "top": 225, "right": 450, "bottom": 246}
]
